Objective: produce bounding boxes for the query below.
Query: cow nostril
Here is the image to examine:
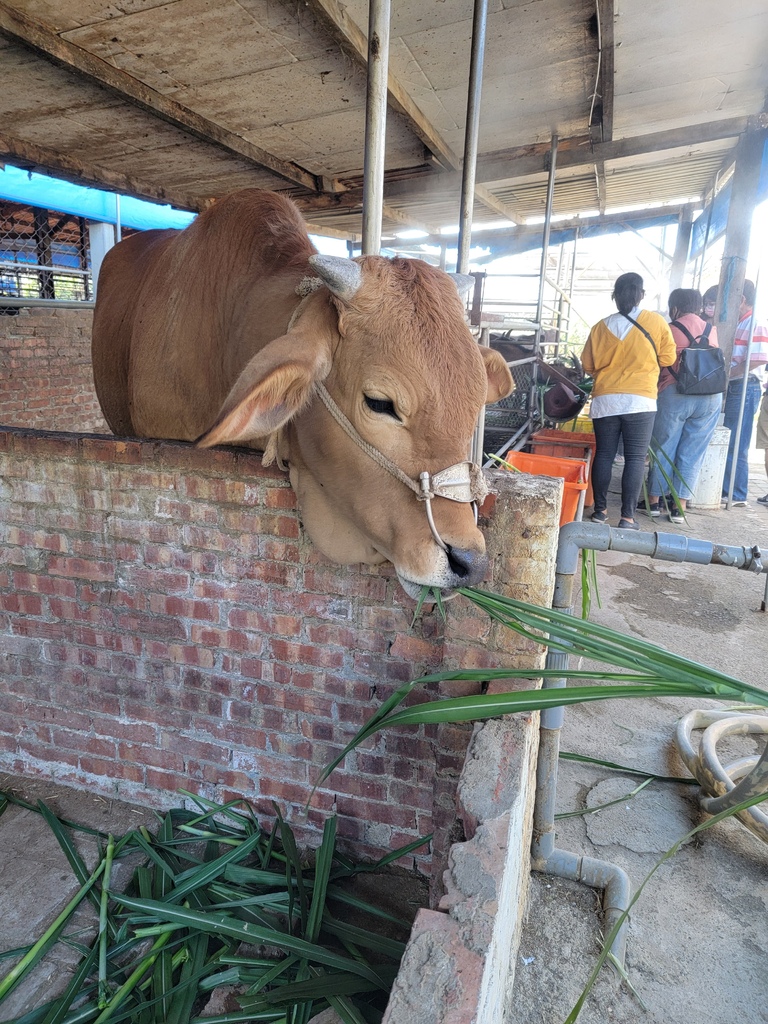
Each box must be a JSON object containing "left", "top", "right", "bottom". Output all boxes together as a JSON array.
[{"left": 445, "top": 545, "right": 487, "bottom": 585}]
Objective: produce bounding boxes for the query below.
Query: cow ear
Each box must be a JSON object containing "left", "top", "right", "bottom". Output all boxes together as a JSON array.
[
  {"left": 198, "top": 331, "right": 331, "bottom": 448},
  {"left": 480, "top": 347, "right": 515, "bottom": 405}
]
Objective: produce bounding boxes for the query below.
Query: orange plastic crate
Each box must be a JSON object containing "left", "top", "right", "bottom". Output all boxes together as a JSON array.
[
  {"left": 501, "top": 450, "right": 588, "bottom": 526},
  {"left": 529, "top": 428, "right": 596, "bottom": 507}
]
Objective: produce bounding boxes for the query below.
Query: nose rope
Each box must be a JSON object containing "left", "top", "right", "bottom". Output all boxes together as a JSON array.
[{"left": 314, "top": 381, "right": 488, "bottom": 552}]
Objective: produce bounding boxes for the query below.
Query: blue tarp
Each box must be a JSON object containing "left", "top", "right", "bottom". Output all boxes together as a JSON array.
[
  {"left": 0, "top": 164, "right": 196, "bottom": 231},
  {"left": 689, "top": 134, "right": 768, "bottom": 259}
]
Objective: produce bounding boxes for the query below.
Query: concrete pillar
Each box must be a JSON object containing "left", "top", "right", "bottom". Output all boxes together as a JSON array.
[
  {"left": 668, "top": 203, "right": 695, "bottom": 293},
  {"left": 715, "top": 128, "right": 768, "bottom": 366},
  {"left": 87, "top": 221, "right": 116, "bottom": 296}
]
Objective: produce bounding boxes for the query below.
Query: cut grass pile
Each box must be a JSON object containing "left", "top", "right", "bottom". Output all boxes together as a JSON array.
[{"left": 0, "top": 792, "right": 429, "bottom": 1024}]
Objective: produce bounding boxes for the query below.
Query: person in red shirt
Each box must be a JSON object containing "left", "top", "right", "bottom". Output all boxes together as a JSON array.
[{"left": 722, "top": 279, "right": 768, "bottom": 504}]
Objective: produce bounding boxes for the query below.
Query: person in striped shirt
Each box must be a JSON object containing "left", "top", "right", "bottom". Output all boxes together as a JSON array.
[{"left": 722, "top": 279, "right": 768, "bottom": 504}]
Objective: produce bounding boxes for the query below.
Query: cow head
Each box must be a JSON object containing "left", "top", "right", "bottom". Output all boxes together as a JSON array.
[{"left": 198, "top": 255, "right": 513, "bottom": 597}]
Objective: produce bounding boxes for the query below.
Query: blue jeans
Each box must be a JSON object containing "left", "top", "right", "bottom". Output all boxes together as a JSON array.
[
  {"left": 722, "top": 376, "right": 762, "bottom": 501},
  {"left": 647, "top": 387, "right": 722, "bottom": 500},
  {"left": 592, "top": 411, "right": 656, "bottom": 519}
]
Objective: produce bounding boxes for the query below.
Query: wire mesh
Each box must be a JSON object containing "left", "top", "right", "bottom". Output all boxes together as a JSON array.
[
  {"left": 483, "top": 350, "right": 537, "bottom": 454},
  {"left": 0, "top": 200, "right": 94, "bottom": 302}
]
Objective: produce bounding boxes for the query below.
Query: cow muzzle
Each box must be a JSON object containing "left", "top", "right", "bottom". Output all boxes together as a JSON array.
[{"left": 314, "top": 381, "right": 490, "bottom": 556}]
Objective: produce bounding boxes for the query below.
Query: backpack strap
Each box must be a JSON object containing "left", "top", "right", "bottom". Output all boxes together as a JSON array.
[
  {"left": 670, "top": 319, "right": 713, "bottom": 348},
  {"left": 624, "top": 313, "right": 660, "bottom": 366},
  {"left": 669, "top": 319, "right": 697, "bottom": 346}
]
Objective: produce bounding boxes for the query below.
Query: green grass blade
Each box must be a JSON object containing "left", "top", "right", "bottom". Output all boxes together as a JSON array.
[
  {"left": 319, "top": 919, "right": 406, "bottom": 960},
  {"left": 92, "top": 931, "right": 173, "bottom": 1024},
  {"left": 113, "top": 897, "right": 386, "bottom": 985},
  {"left": 306, "top": 817, "right": 337, "bottom": 944},
  {"left": 98, "top": 835, "right": 116, "bottom": 1008},
  {"left": 555, "top": 776, "right": 654, "bottom": 819},
  {"left": 563, "top": 790, "right": 768, "bottom": 1023},
  {"left": 168, "top": 830, "right": 265, "bottom": 903},
  {"left": 39, "top": 944, "right": 99, "bottom": 1024},
  {"left": 164, "top": 931, "right": 209, "bottom": 1024},
  {"left": 559, "top": 751, "right": 697, "bottom": 784},
  {"left": 277, "top": 818, "right": 308, "bottom": 935},
  {"left": 36, "top": 800, "right": 107, "bottom": 926},
  {"left": 0, "top": 857, "right": 106, "bottom": 1002}
]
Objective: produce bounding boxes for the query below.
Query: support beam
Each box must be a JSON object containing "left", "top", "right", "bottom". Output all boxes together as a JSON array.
[
  {"left": 0, "top": 131, "right": 209, "bottom": 213},
  {"left": 715, "top": 128, "right": 768, "bottom": 367},
  {"left": 594, "top": 0, "right": 615, "bottom": 142},
  {"left": 0, "top": 1, "right": 332, "bottom": 194},
  {"left": 477, "top": 116, "right": 755, "bottom": 183},
  {"left": 668, "top": 204, "right": 695, "bottom": 291},
  {"left": 473, "top": 184, "right": 522, "bottom": 226}
]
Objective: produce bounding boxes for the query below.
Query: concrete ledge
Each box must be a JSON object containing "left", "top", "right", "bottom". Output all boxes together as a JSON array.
[{"left": 383, "top": 713, "right": 540, "bottom": 1024}]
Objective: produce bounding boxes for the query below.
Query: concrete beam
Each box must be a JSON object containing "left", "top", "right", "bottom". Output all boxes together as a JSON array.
[{"left": 477, "top": 117, "right": 754, "bottom": 184}]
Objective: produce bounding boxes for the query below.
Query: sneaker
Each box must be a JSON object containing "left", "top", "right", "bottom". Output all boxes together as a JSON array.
[
  {"left": 638, "top": 501, "right": 662, "bottom": 517},
  {"left": 617, "top": 518, "right": 640, "bottom": 531},
  {"left": 591, "top": 509, "right": 608, "bottom": 523},
  {"left": 732, "top": 500, "right": 748, "bottom": 507},
  {"left": 667, "top": 510, "right": 685, "bottom": 524},
  {"left": 757, "top": 494, "right": 768, "bottom": 505}
]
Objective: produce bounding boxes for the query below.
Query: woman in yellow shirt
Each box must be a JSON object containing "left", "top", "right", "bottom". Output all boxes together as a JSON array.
[{"left": 581, "top": 273, "right": 676, "bottom": 529}]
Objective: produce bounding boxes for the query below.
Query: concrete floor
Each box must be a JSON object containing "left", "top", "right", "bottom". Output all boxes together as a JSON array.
[{"left": 508, "top": 447, "right": 768, "bottom": 1024}]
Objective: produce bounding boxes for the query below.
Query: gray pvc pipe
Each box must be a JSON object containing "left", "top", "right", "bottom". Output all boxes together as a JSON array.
[{"left": 533, "top": 520, "right": 767, "bottom": 968}]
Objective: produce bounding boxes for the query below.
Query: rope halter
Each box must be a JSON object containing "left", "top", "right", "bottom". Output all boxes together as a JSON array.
[{"left": 314, "top": 381, "right": 489, "bottom": 552}]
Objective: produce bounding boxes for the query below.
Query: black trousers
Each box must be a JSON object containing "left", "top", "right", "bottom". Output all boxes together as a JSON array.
[{"left": 591, "top": 411, "right": 656, "bottom": 520}]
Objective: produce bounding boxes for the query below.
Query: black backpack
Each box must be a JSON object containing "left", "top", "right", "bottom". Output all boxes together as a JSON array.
[{"left": 668, "top": 321, "right": 727, "bottom": 396}]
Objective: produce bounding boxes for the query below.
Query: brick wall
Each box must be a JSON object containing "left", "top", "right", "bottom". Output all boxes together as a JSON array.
[
  {"left": 0, "top": 307, "right": 107, "bottom": 433},
  {"left": 0, "top": 427, "right": 561, "bottom": 870}
]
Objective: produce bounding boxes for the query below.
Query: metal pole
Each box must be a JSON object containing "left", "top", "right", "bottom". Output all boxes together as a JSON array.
[
  {"left": 535, "top": 134, "right": 558, "bottom": 330},
  {"left": 361, "top": 0, "right": 391, "bottom": 256},
  {"left": 695, "top": 170, "right": 719, "bottom": 292},
  {"left": 456, "top": 0, "right": 489, "bottom": 275}
]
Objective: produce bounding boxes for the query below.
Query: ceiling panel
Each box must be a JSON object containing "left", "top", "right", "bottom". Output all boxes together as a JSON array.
[{"left": 0, "top": 0, "right": 766, "bottom": 237}]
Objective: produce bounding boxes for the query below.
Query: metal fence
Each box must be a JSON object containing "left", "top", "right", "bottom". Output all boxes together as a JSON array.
[{"left": 0, "top": 200, "right": 93, "bottom": 302}]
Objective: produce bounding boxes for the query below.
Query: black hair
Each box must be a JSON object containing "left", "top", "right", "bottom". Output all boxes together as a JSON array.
[
  {"left": 702, "top": 285, "right": 718, "bottom": 305},
  {"left": 668, "top": 288, "right": 702, "bottom": 317},
  {"left": 742, "top": 279, "right": 756, "bottom": 307},
  {"left": 612, "top": 272, "right": 644, "bottom": 316}
]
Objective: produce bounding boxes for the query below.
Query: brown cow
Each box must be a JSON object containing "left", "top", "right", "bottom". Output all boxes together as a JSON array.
[{"left": 91, "top": 189, "right": 513, "bottom": 597}]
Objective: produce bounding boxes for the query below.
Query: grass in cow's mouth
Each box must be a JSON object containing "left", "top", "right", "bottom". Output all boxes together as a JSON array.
[
  {"left": 413, "top": 585, "right": 447, "bottom": 625},
  {"left": 0, "top": 791, "right": 428, "bottom": 1022}
]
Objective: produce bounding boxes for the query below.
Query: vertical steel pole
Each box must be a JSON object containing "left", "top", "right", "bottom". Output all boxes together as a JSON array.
[
  {"left": 361, "top": 0, "right": 391, "bottom": 256},
  {"left": 456, "top": 0, "right": 489, "bottom": 275},
  {"left": 535, "top": 134, "right": 558, "bottom": 330}
]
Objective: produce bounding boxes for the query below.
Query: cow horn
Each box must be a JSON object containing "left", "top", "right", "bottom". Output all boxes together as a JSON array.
[
  {"left": 308, "top": 254, "right": 362, "bottom": 300},
  {"left": 449, "top": 273, "right": 475, "bottom": 299}
]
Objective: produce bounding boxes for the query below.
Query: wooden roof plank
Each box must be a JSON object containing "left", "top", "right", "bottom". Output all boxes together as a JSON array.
[{"left": 0, "top": 0, "right": 335, "bottom": 193}]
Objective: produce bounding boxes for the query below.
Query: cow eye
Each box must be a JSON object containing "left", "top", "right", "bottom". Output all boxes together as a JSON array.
[{"left": 364, "top": 395, "right": 400, "bottom": 420}]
